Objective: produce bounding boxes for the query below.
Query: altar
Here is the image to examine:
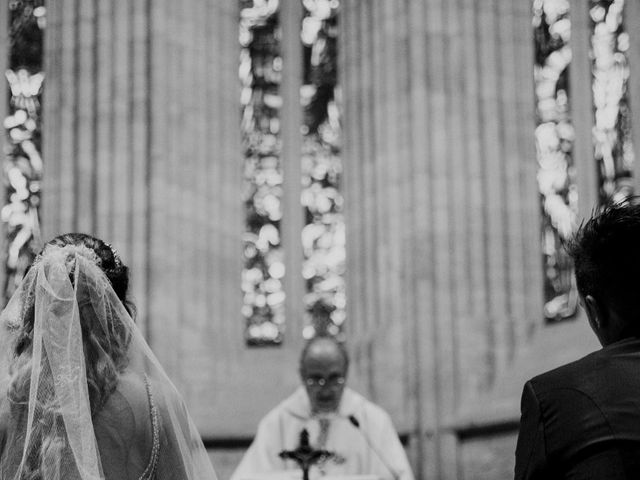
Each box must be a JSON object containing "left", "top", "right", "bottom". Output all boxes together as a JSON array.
[
  {"left": 238, "top": 474, "right": 378, "bottom": 480},
  {"left": 233, "top": 426, "right": 391, "bottom": 480}
]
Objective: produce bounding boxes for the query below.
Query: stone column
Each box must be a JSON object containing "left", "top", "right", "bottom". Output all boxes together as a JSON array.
[
  {"left": 40, "top": 0, "right": 249, "bottom": 434},
  {"left": 340, "top": 1, "right": 543, "bottom": 478},
  {"left": 0, "top": 4, "right": 8, "bottom": 292},
  {"left": 570, "top": 0, "right": 598, "bottom": 216},
  {"left": 627, "top": 0, "right": 640, "bottom": 189}
]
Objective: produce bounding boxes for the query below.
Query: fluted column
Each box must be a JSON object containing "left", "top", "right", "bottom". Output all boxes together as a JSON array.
[
  {"left": 628, "top": 0, "right": 640, "bottom": 187},
  {"left": 0, "top": 4, "right": 8, "bottom": 293},
  {"left": 41, "top": 0, "right": 247, "bottom": 434},
  {"left": 42, "top": 1, "right": 154, "bottom": 331},
  {"left": 340, "top": 1, "right": 542, "bottom": 478},
  {"left": 570, "top": 0, "right": 598, "bottom": 216}
]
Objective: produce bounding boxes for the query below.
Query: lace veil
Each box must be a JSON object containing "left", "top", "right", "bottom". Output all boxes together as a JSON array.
[{"left": 0, "top": 241, "right": 218, "bottom": 480}]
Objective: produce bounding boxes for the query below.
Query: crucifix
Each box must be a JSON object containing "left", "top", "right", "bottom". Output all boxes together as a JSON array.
[{"left": 279, "top": 428, "right": 335, "bottom": 480}]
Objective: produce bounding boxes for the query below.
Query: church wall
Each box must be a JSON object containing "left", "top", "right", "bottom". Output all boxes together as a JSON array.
[
  {"left": 457, "top": 432, "right": 518, "bottom": 480},
  {"left": 34, "top": 1, "right": 640, "bottom": 479},
  {"left": 34, "top": 0, "right": 553, "bottom": 478},
  {"left": 341, "top": 1, "right": 640, "bottom": 479}
]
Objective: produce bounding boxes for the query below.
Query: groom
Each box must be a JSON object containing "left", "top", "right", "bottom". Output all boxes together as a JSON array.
[
  {"left": 231, "top": 336, "right": 414, "bottom": 480},
  {"left": 515, "top": 201, "right": 640, "bottom": 479}
]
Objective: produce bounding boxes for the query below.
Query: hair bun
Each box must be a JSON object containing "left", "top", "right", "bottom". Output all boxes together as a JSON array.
[{"left": 38, "top": 244, "right": 103, "bottom": 275}]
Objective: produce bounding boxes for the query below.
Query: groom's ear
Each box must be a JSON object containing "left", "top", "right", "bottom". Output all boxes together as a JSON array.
[
  {"left": 584, "top": 294, "right": 604, "bottom": 328},
  {"left": 583, "top": 294, "right": 609, "bottom": 345}
]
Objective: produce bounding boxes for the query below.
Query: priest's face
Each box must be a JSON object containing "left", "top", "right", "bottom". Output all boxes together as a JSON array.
[{"left": 300, "top": 340, "right": 348, "bottom": 414}]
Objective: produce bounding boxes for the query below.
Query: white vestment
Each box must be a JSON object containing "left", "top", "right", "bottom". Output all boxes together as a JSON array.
[{"left": 231, "top": 387, "right": 414, "bottom": 480}]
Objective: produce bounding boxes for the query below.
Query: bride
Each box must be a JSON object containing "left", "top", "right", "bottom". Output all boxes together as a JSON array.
[{"left": 0, "top": 233, "right": 217, "bottom": 480}]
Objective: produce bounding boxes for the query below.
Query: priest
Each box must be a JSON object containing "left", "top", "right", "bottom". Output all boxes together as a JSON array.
[{"left": 231, "top": 336, "right": 414, "bottom": 480}]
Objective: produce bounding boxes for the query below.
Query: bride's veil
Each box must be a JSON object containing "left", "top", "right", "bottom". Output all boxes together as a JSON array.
[{"left": 0, "top": 242, "right": 218, "bottom": 480}]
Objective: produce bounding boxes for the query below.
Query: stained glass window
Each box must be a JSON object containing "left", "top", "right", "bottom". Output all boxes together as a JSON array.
[
  {"left": 240, "top": 0, "right": 286, "bottom": 346},
  {"left": 299, "top": 0, "right": 344, "bottom": 340},
  {"left": 533, "top": 0, "right": 635, "bottom": 323},
  {"left": 533, "top": 0, "right": 579, "bottom": 322},
  {"left": 240, "top": 0, "right": 344, "bottom": 345},
  {"left": 2, "top": 0, "right": 45, "bottom": 304},
  {"left": 589, "top": 0, "right": 634, "bottom": 205}
]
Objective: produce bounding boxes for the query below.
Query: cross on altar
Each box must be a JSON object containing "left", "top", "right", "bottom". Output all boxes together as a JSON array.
[{"left": 279, "top": 428, "right": 335, "bottom": 480}]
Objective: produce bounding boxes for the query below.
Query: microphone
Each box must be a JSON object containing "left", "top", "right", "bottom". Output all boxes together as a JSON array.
[{"left": 347, "top": 415, "right": 400, "bottom": 480}]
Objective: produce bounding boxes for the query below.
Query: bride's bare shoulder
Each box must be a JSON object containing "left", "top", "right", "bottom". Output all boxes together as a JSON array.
[
  {"left": 113, "top": 371, "right": 152, "bottom": 411},
  {"left": 94, "top": 371, "right": 155, "bottom": 478},
  {"left": 95, "top": 371, "right": 153, "bottom": 442}
]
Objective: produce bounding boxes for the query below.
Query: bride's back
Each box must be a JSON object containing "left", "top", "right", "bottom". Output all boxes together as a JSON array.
[{"left": 94, "top": 371, "right": 157, "bottom": 480}]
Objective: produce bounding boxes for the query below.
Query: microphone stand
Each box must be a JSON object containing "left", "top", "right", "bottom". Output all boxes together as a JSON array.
[{"left": 347, "top": 415, "right": 400, "bottom": 480}]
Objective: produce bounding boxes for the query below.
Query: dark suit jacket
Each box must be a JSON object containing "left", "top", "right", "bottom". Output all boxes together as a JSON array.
[{"left": 514, "top": 337, "right": 640, "bottom": 479}]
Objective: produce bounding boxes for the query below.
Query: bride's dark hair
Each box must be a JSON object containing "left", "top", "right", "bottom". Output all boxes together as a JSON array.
[
  {"left": 6, "top": 233, "right": 134, "bottom": 479},
  {"left": 44, "top": 233, "right": 134, "bottom": 316}
]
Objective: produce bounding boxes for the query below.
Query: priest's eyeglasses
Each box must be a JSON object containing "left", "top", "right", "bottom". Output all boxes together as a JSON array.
[{"left": 305, "top": 376, "right": 345, "bottom": 388}]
